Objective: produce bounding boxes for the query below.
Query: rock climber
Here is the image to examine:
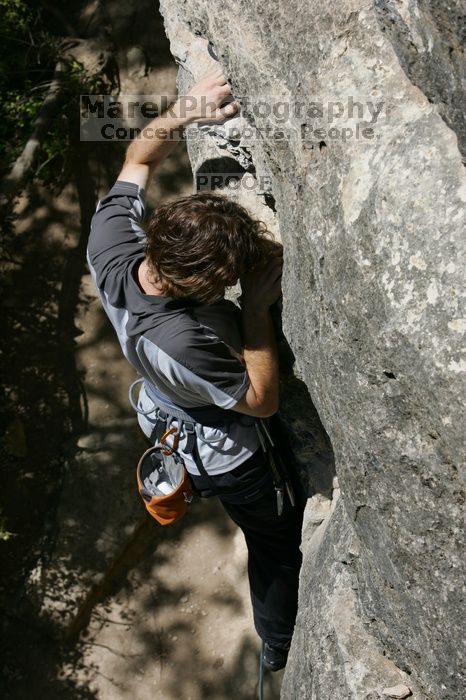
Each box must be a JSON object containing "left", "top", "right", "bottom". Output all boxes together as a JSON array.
[{"left": 87, "top": 66, "right": 305, "bottom": 673}]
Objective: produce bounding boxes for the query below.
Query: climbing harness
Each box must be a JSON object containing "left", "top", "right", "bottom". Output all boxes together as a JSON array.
[{"left": 129, "top": 377, "right": 297, "bottom": 520}]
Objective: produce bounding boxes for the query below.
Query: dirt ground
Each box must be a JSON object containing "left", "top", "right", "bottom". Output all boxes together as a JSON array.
[
  {"left": 59, "top": 275, "right": 283, "bottom": 700},
  {"left": 0, "top": 2, "right": 284, "bottom": 698}
]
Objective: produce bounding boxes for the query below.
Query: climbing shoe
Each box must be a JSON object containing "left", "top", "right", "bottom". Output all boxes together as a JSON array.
[{"left": 262, "top": 642, "right": 290, "bottom": 672}]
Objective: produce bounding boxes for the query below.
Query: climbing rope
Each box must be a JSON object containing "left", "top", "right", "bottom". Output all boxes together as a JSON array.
[{"left": 258, "top": 639, "right": 265, "bottom": 700}]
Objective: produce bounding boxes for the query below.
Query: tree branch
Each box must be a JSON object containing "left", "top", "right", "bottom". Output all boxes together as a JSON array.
[{"left": 0, "top": 60, "right": 67, "bottom": 204}]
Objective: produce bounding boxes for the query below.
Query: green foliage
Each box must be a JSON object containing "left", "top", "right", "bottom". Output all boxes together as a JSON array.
[
  {"left": 1, "top": 91, "right": 43, "bottom": 150},
  {"left": 0, "top": 508, "right": 14, "bottom": 541},
  {"left": 68, "top": 58, "right": 108, "bottom": 94},
  {"left": 32, "top": 59, "right": 108, "bottom": 186},
  {"left": 0, "top": 0, "right": 29, "bottom": 34},
  {"left": 0, "top": 0, "right": 109, "bottom": 188},
  {"left": 0, "top": 1, "right": 57, "bottom": 173}
]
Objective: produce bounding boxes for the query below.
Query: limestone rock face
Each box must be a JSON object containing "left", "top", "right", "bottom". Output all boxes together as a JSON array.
[{"left": 158, "top": 1, "right": 466, "bottom": 697}]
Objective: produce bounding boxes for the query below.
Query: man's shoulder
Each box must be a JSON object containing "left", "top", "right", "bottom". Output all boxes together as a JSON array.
[
  {"left": 139, "top": 298, "right": 243, "bottom": 371},
  {"left": 139, "top": 302, "right": 225, "bottom": 355}
]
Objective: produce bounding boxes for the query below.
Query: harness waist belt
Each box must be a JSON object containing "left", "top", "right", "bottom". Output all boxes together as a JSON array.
[
  {"left": 128, "top": 376, "right": 259, "bottom": 497},
  {"left": 144, "top": 380, "right": 238, "bottom": 428}
]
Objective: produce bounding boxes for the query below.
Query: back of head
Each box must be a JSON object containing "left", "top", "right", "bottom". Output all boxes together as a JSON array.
[{"left": 145, "top": 191, "right": 273, "bottom": 304}]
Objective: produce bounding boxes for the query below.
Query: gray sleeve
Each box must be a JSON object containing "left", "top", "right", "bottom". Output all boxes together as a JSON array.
[{"left": 87, "top": 180, "right": 146, "bottom": 294}]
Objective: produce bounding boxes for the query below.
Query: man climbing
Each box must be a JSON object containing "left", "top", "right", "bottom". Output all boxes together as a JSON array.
[{"left": 87, "top": 66, "right": 305, "bottom": 673}]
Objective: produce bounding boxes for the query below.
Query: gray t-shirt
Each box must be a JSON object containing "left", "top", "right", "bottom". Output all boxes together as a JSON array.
[{"left": 86, "top": 180, "right": 260, "bottom": 475}]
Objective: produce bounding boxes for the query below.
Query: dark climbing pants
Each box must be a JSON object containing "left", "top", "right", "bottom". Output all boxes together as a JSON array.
[{"left": 189, "top": 447, "right": 305, "bottom": 649}]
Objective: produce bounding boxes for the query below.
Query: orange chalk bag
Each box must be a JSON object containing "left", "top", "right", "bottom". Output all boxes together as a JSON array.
[{"left": 136, "top": 426, "right": 193, "bottom": 526}]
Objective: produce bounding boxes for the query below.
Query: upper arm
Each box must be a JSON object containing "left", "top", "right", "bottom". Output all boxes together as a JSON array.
[{"left": 87, "top": 180, "right": 146, "bottom": 293}]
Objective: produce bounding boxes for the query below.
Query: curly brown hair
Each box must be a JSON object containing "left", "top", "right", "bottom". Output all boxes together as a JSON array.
[{"left": 144, "top": 191, "right": 274, "bottom": 304}]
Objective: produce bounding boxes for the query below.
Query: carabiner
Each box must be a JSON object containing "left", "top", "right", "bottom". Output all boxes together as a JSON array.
[{"left": 160, "top": 426, "right": 180, "bottom": 455}]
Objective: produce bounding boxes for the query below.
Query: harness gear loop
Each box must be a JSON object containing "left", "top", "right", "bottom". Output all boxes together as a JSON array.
[
  {"left": 194, "top": 422, "right": 225, "bottom": 444},
  {"left": 128, "top": 377, "right": 155, "bottom": 415}
]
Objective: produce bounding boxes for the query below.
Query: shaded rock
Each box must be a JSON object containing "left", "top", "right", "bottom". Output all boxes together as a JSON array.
[
  {"left": 125, "top": 45, "right": 148, "bottom": 78},
  {"left": 63, "top": 37, "right": 115, "bottom": 79},
  {"left": 374, "top": 0, "right": 466, "bottom": 161}
]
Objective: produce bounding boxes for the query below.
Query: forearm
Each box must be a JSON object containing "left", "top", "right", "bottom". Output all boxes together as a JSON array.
[
  {"left": 241, "top": 306, "right": 280, "bottom": 416},
  {"left": 124, "top": 99, "right": 193, "bottom": 169},
  {"left": 117, "top": 68, "right": 237, "bottom": 189}
]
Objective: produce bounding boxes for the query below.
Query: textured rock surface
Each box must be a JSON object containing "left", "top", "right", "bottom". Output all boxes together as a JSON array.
[{"left": 159, "top": 1, "right": 466, "bottom": 698}]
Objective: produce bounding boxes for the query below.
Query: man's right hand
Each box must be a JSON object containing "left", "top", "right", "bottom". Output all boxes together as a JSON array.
[{"left": 182, "top": 67, "right": 240, "bottom": 125}]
